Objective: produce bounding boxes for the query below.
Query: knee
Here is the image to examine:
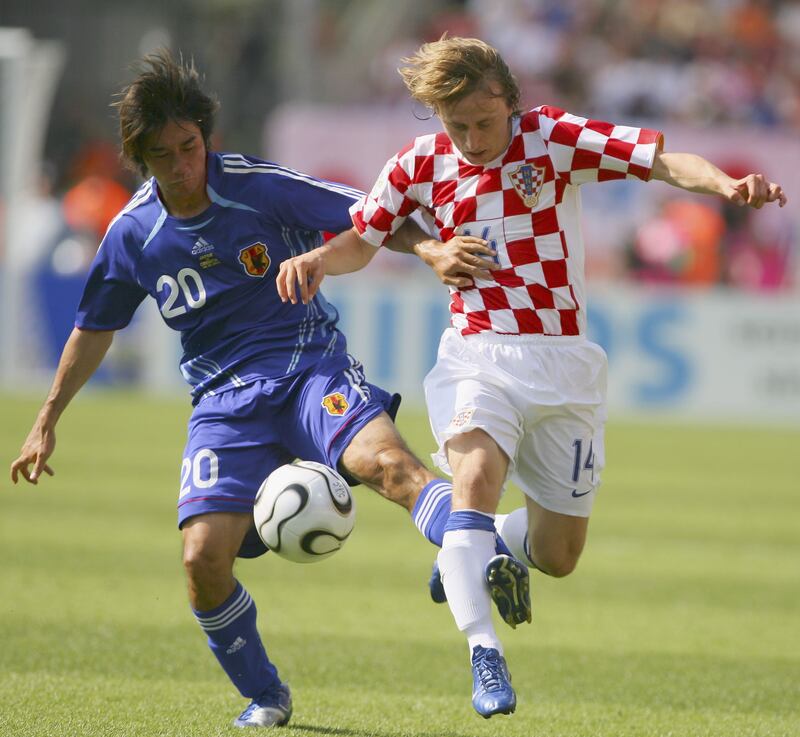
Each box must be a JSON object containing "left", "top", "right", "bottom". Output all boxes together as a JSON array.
[
  {"left": 539, "top": 554, "right": 579, "bottom": 578},
  {"left": 451, "top": 464, "right": 501, "bottom": 511},
  {"left": 532, "top": 544, "right": 583, "bottom": 578},
  {"left": 455, "top": 463, "right": 494, "bottom": 496},
  {"left": 182, "top": 538, "right": 230, "bottom": 587}
]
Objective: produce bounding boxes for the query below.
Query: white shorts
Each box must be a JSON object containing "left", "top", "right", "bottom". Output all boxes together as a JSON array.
[{"left": 424, "top": 328, "right": 608, "bottom": 517}]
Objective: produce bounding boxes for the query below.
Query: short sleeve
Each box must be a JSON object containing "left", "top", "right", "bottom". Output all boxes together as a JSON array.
[
  {"left": 535, "top": 105, "right": 663, "bottom": 185},
  {"left": 267, "top": 171, "right": 362, "bottom": 234},
  {"left": 350, "top": 144, "right": 421, "bottom": 247},
  {"left": 75, "top": 226, "right": 147, "bottom": 331}
]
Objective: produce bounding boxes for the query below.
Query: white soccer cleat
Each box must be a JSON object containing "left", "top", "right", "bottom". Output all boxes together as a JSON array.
[{"left": 233, "top": 683, "right": 292, "bottom": 728}]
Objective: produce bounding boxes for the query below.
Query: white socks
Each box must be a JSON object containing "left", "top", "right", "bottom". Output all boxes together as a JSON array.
[
  {"left": 494, "top": 508, "right": 532, "bottom": 566},
  {"left": 438, "top": 528, "right": 503, "bottom": 655}
]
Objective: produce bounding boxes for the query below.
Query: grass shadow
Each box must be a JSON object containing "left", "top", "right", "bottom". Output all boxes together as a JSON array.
[{"left": 290, "top": 724, "right": 467, "bottom": 737}]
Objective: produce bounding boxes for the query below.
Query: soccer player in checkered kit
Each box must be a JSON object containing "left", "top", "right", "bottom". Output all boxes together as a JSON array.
[
  {"left": 10, "top": 50, "right": 527, "bottom": 729},
  {"left": 278, "top": 36, "right": 787, "bottom": 718}
]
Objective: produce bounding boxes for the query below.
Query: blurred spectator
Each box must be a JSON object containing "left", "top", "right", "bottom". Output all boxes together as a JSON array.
[
  {"left": 628, "top": 199, "right": 726, "bottom": 286},
  {"left": 58, "top": 139, "right": 133, "bottom": 240},
  {"left": 721, "top": 190, "right": 794, "bottom": 292},
  {"left": 628, "top": 161, "right": 794, "bottom": 291},
  {"left": 62, "top": 175, "right": 131, "bottom": 241},
  {"left": 12, "top": 162, "right": 64, "bottom": 273}
]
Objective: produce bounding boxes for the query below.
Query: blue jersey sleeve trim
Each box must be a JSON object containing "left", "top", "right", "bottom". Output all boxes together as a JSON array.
[
  {"left": 220, "top": 154, "right": 364, "bottom": 201},
  {"left": 206, "top": 184, "right": 259, "bottom": 213},
  {"left": 142, "top": 208, "right": 168, "bottom": 250},
  {"left": 103, "top": 180, "right": 156, "bottom": 236}
]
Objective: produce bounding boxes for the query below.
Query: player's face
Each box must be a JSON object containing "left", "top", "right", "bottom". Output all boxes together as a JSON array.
[
  {"left": 142, "top": 119, "right": 208, "bottom": 213},
  {"left": 438, "top": 85, "right": 514, "bottom": 166}
]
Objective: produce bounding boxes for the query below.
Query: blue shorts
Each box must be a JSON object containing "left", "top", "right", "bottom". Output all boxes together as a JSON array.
[{"left": 177, "top": 353, "right": 400, "bottom": 557}]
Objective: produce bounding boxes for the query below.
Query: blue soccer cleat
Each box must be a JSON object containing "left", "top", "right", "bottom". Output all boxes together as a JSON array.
[
  {"left": 233, "top": 682, "right": 292, "bottom": 728},
  {"left": 485, "top": 554, "right": 532, "bottom": 629},
  {"left": 428, "top": 559, "right": 447, "bottom": 603},
  {"left": 471, "top": 645, "right": 516, "bottom": 718}
]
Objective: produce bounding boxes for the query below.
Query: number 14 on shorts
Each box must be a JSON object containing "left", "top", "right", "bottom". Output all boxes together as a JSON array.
[{"left": 571, "top": 438, "right": 595, "bottom": 494}]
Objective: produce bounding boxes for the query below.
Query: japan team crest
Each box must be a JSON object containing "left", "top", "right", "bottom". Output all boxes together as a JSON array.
[
  {"left": 238, "top": 243, "right": 271, "bottom": 277},
  {"left": 322, "top": 392, "right": 349, "bottom": 416},
  {"left": 508, "top": 164, "right": 546, "bottom": 208}
]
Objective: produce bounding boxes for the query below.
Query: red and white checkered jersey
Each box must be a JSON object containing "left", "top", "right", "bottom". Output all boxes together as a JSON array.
[{"left": 350, "top": 105, "right": 663, "bottom": 336}]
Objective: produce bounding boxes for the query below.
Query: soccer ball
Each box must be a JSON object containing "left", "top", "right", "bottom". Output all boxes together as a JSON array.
[{"left": 253, "top": 461, "right": 355, "bottom": 563}]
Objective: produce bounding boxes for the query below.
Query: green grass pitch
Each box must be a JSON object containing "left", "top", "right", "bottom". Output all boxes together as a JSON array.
[{"left": 1, "top": 390, "right": 798, "bottom": 737}]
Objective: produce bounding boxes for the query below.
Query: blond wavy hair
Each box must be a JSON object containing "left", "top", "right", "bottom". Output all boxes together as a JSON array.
[{"left": 398, "top": 36, "right": 521, "bottom": 114}]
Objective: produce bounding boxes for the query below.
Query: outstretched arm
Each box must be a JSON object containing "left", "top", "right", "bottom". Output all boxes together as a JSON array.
[
  {"left": 277, "top": 217, "right": 503, "bottom": 305},
  {"left": 276, "top": 227, "right": 377, "bottom": 305},
  {"left": 651, "top": 152, "right": 787, "bottom": 209},
  {"left": 10, "top": 327, "right": 114, "bottom": 484}
]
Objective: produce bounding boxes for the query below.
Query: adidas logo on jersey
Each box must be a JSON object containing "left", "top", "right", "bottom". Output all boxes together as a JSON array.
[
  {"left": 226, "top": 636, "right": 247, "bottom": 655},
  {"left": 193, "top": 236, "right": 221, "bottom": 268},
  {"left": 191, "top": 237, "right": 215, "bottom": 255}
]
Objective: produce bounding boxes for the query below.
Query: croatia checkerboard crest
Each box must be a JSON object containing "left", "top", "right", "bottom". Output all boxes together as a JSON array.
[{"left": 508, "top": 163, "right": 546, "bottom": 208}]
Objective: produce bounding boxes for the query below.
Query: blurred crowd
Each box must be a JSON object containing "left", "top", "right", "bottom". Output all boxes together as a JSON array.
[
  {"left": 624, "top": 179, "right": 794, "bottom": 291},
  {"left": 361, "top": 0, "right": 798, "bottom": 290},
  {"left": 17, "top": 141, "right": 138, "bottom": 277},
  {"left": 367, "top": 0, "right": 800, "bottom": 131},
  {"left": 15, "top": 0, "right": 799, "bottom": 294}
]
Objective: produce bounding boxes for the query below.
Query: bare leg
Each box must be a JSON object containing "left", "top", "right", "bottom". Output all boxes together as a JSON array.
[
  {"left": 340, "top": 411, "right": 436, "bottom": 511},
  {"left": 182, "top": 512, "right": 252, "bottom": 609},
  {"left": 181, "top": 511, "right": 287, "bottom": 715},
  {"left": 496, "top": 500, "right": 588, "bottom": 577}
]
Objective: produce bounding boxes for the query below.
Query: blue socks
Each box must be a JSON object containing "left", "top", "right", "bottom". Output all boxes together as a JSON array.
[
  {"left": 444, "top": 509, "right": 495, "bottom": 534},
  {"left": 412, "top": 480, "right": 452, "bottom": 544},
  {"left": 412, "top": 480, "right": 513, "bottom": 557},
  {"left": 193, "top": 581, "right": 280, "bottom": 699}
]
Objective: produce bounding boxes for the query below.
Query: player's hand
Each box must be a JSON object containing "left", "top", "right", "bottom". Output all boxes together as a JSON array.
[
  {"left": 416, "top": 236, "right": 499, "bottom": 288},
  {"left": 726, "top": 174, "right": 787, "bottom": 209},
  {"left": 277, "top": 251, "right": 326, "bottom": 305},
  {"left": 10, "top": 422, "right": 56, "bottom": 485}
]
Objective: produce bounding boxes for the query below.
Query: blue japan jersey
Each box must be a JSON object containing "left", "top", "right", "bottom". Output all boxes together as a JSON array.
[{"left": 76, "top": 153, "right": 363, "bottom": 402}]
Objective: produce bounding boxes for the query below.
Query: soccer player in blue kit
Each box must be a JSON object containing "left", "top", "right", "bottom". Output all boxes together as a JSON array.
[{"left": 10, "top": 51, "right": 530, "bottom": 728}]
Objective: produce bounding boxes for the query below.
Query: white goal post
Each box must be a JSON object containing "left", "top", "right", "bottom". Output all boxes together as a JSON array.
[{"left": 0, "top": 28, "right": 65, "bottom": 390}]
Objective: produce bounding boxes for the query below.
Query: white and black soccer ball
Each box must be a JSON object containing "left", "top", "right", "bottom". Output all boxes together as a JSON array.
[{"left": 253, "top": 461, "right": 355, "bottom": 563}]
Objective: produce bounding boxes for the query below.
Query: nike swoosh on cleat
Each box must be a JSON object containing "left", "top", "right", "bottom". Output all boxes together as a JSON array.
[{"left": 571, "top": 488, "right": 592, "bottom": 498}]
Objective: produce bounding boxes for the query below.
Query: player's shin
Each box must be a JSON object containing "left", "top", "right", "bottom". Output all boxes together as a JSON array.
[
  {"left": 192, "top": 580, "right": 282, "bottom": 699},
  {"left": 438, "top": 512, "right": 502, "bottom": 654}
]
